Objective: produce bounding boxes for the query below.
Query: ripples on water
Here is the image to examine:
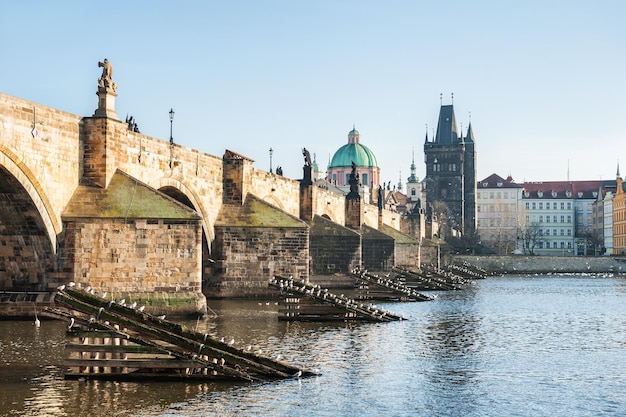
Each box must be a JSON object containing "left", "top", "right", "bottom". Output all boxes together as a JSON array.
[{"left": 2, "top": 275, "right": 626, "bottom": 417}]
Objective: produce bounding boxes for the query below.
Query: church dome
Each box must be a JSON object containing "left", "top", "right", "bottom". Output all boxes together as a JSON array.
[{"left": 328, "top": 127, "right": 379, "bottom": 169}]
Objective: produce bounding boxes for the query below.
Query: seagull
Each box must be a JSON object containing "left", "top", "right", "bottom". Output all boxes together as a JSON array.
[
  {"left": 228, "top": 338, "right": 235, "bottom": 345},
  {"left": 67, "top": 282, "right": 76, "bottom": 287},
  {"left": 293, "top": 370, "right": 302, "bottom": 379},
  {"left": 100, "top": 292, "right": 107, "bottom": 299},
  {"left": 118, "top": 299, "right": 126, "bottom": 306},
  {"left": 156, "top": 314, "right": 166, "bottom": 320},
  {"left": 129, "top": 302, "right": 137, "bottom": 309},
  {"left": 96, "top": 307, "right": 104, "bottom": 320},
  {"left": 34, "top": 315, "right": 40, "bottom": 328},
  {"left": 57, "top": 285, "right": 65, "bottom": 291},
  {"left": 137, "top": 305, "right": 145, "bottom": 312},
  {"left": 67, "top": 317, "right": 75, "bottom": 330}
]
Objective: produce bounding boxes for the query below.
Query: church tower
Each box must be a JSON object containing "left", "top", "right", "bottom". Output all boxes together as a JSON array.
[{"left": 423, "top": 100, "right": 477, "bottom": 240}]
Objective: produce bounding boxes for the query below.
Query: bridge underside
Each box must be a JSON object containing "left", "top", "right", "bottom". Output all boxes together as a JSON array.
[{"left": 0, "top": 167, "right": 55, "bottom": 290}]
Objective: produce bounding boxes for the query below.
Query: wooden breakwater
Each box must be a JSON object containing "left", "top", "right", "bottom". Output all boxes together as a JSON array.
[
  {"left": 270, "top": 276, "right": 406, "bottom": 322},
  {"left": 453, "top": 255, "right": 626, "bottom": 275},
  {"left": 44, "top": 285, "right": 318, "bottom": 382},
  {"left": 391, "top": 267, "right": 465, "bottom": 291},
  {"left": 350, "top": 269, "right": 435, "bottom": 301}
]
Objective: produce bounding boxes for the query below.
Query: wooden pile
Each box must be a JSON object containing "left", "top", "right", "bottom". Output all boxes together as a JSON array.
[
  {"left": 391, "top": 267, "right": 465, "bottom": 291},
  {"left": 351, "top": 269, "right": 435, "bottom": 301},
  {"left": 269, "top": 276, "right": 405, "bottom": 322},
  {"left": 44, "top": 286, "right": 317, "bottom": 382}
]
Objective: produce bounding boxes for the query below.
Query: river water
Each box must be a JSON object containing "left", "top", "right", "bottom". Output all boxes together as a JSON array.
[{"left": 1, "top": 274, "right": 626, "bottom": 417}]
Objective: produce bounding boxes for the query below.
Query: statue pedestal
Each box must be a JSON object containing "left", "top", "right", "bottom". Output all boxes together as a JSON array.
[{"left": 93, "top": 88, "right": 118, "bottom": 119}]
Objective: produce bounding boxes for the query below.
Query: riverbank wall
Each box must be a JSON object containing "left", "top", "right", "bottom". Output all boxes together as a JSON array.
[{"left": 454, "top": 255, "right": 626, "bottom": 275}]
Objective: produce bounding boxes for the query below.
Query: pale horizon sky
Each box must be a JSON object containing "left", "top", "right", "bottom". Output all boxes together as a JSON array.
[{"left": 2, "top": 1, "right": 624, "bottom": 188}]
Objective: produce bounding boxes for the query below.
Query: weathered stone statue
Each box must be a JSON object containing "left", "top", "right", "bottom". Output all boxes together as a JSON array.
[
  {"left": 302, "top": 148, "right": 312, "bottom": 167},
  {"left": 377, "top": 185, "right": 383, "bottom": 210},
  {"left": 94, "top": 58, "right": 119, "bottom": 119},
  {"left": 347, "top": 161, "right": 360, "bottom": 199},
  {"left": 98, "top": 58, "right": 116, "bottom": 92}
]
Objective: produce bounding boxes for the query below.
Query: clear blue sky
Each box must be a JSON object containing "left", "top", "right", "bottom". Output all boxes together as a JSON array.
[{"left": 2, "top": 1, "right": 624, "bottom": 186}]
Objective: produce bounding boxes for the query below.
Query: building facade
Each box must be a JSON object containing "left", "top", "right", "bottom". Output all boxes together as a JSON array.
[
  {"left": 476, "top": 175, "right": 616, "bottom": 256},
  {"left": 476, "top": 174, "right": 523, "bottom": 254}
]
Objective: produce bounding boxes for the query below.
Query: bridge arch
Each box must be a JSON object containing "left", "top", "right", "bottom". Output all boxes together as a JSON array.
[
  {"left": 260, "top": 194, "right": 286, "bottom": 211},
  {"left": 152, "top": 177, "right": 215, "bottom": 246},
  {"left": 0, "top": 146, "right": 60, "bottom": 289}
]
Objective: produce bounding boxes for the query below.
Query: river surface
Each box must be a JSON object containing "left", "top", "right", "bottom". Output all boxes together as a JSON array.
[{"left": 1, "top": 274, "right": 626, "bottom": 417}]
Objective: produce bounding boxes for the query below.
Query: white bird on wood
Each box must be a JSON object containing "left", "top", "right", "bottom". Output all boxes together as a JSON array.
[
  {"left": 228, "top": 338, "right": 235, "bottom": 345},
  {"left": 67, "top": 317, "right": 75, "bottom": 330},
  {"left": 293, "top": 370, "right": 302, "bottom": 379},
  {"left": 100, "top": 292, "right": 107, "bottom": 299},
  {"left": 34, "top": 314, "right": 40, "bottom": 328},
  {"left": 67, "top": 282, "right": 76, "bottom": 287},
  {"left": 156, "top": 314, "right": 166, "bottom": 320},
  {"left": 96, "top": 307, "right": 104, "bottom": 320},
  {"left": 137, "top": 305, "right": 145, "bottom": 312},
  {"left": 57, "top": 285, "right": 65, "bottom": 291},
  {"left": 118, "top": 299, "right": 126, "bottom": 306},
  {"left": 129, "top": 302, "right": 137, "bottom": 309}
]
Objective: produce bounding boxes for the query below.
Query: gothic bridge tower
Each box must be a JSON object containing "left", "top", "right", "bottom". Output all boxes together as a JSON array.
[{"left": 423, "top": 101, "right": 476, "bottom": 240}]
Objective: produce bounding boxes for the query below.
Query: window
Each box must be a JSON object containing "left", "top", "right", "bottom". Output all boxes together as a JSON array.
[
  {"left": 567, "top": 202, "right": 572, "bottom": 210},
  {"left": 553, "top": 242, "right": 557, "bottom": 248},
  {"left": 411, "top": 188, "right": 416, "bottom": 196},
  {"left": 490, "top": 192, "right": 494, "bottom": 199},
  {"left": 561, "top": 202, "right": 565, "bottom": 210},
  {"left": 567, "top": 215, "right": 572, "bottom": 223},
  {"left": 553, "top": 215, "right": 557, "bottom": 223},
  {"left": 361, "top": 173, "right": 368, "bottom": 187},
  {"left": 561, "top": 242, "right": 565, "bottom": 248},
  {"left": 567, "top": 229, "right": 572, "bottom": 236},
  {"left": 525, "top": 202, "right": 530, "bottom": 209},
  {"left": 545, "top": 229, "right": 550, "bottom": 235},
  {"left": 539, "top": 202, "right": 543, "bottom": 209},
  {"left": 561, "top": 215, "right": 565, "bottom": 223},
  {"left": 553, "top": 229, "right": 557, "bottom": 236},
  {"left": 539, "top": 215, "right": 543, "bottom": 222},
  {"left": 532, "top": 202, "right": 536, "bottom": 209},
  {"left": 553, "top": 203, "right": 557, "bottom": 209},
  {"left": 560, "top": 229, "right": 564, "bottom": 236}
]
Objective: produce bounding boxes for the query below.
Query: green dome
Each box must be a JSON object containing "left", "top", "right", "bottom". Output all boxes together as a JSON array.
[{"left": 329, "top": 143, "right": 379, "bottom": 168}]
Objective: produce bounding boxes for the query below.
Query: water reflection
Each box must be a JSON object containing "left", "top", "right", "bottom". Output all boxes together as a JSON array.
[{"left": 2, "top": 275, "right": 626, "bottom": 417}]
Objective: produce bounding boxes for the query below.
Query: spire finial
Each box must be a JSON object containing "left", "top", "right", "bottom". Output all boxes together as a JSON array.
[
  {"left": 617, "top": 160, "right": 621, "bottom": 178},
  {"left": 451, "top": 92, "right": 454, "bottom": 104},
  {"left": 440, "top": 93, "right": 442, "bottom": 105}
]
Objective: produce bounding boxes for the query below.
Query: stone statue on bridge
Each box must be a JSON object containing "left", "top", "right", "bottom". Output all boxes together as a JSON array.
[
  {"left": 347, "top": 161, "right": 360, "bottom": 199},
  {"left": 98, "top": 58, "right": 117, "bottom": 92},
  {"left": 302, "top": 148, "right": 312, "bottom": 167}
]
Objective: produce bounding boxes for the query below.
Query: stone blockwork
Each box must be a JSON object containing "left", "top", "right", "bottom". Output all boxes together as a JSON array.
[
  {"left": 362, "top": 225, "right": 395, "bottom": 272},
  {"left": 309, "top": 215, "right": 361, "bottom": 275},
  {"left": 210, "top": 195, "right": 309, "bottom": 297},
  {"left": 454, "top": 254, "right": 626, "bottom": 274}
]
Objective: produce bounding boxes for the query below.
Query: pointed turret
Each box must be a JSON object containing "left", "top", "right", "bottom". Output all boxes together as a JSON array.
[
  {"left": 465, "top": 123, "right": 475, "bottom": 143},
  {"left": 434, "top": 105, "right": 459, "bottom": 145}
]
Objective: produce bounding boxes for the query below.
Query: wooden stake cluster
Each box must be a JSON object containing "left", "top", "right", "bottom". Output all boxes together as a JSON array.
[
  {"left": 391, "top": 267, "right": 466, "bottom": 291},
  {"left": 44, "top": 286, "right": 317, "bottom": 382},
  {"left": 351, "top": 269, "right": 436, "bottom": 301},
  {"left": 270, "top": 276, "right": 405, "bottom": 322}
]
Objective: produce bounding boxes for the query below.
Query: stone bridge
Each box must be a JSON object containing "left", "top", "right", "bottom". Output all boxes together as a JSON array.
[{"left": 0, "top": 63, "right": 422, "bottom": 315}]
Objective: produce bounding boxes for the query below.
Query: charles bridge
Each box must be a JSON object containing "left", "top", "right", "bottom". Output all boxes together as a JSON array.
[{"left": 0, "top": 60, "right": 422, "bottom": 316}]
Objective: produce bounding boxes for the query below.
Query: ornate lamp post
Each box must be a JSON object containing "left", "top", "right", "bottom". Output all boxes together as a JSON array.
[
  {"left": 269, "top": 147, "right": 273, "bottom": 173},
  {"left": 169, "top": 108, "right": 175, "bottom": 144}
]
